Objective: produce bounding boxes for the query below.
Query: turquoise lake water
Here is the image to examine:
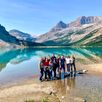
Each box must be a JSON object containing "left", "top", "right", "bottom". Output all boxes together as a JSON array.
[
  {"left": 0, "top": 47, "right": 102, "bottom": 102},
  {"left": 0, "top": 47, "right": 102, "bottom": 85}
]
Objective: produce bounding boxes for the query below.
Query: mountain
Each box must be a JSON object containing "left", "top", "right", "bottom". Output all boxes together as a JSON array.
[
  {"left": 9, "top": 29, "right": 36, "bottom": 42},
  {"left": 50, "top": 21, "right": 67, "bottom": 32},
  {"left": 1, "top": 16, "right": 102, "bottom": 47},
  {"left": 68, "top": 16, "right": 102, "bottom": 27},
  {"left": 0, "top": 24, "right": 22, "bottom": 47},
  {"left": 36, "top": 16, "right": 102, "bottom": 46},
  {"left": 0, "top": 24, "right": 42, "bottom": 47}
]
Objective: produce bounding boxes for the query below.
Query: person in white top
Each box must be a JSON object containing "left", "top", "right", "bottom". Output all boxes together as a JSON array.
[{"left": 66, "top": 56, "right": 71, "bottom": 73}]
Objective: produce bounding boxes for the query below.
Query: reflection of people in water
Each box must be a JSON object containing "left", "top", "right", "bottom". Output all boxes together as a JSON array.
[{"left": 67, "top": 76, "right": 76, "bottom": 89}]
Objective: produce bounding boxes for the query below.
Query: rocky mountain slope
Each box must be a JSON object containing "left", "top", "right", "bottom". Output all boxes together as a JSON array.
[
  {"left": 9, "top": 29, "right": 36, "bottom": 42},
  {"left": 1, "top": 16, "right": 102, "bottom": 47},
  {"left": 36, "top": 16, "right": 102, "bottom": 46},
  {"left": 68, "top": 16, "right": 102, "bottom": 27},
  {"left": 0, "top": 25, "right": 42, "bottom": 47},
  {"left": 50, "top": 21, "right": 67, "bottom": 32}
]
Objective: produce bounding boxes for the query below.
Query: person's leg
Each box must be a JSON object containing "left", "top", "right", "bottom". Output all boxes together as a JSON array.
[
  {"left": 45, "top": 68, "right": 47, "bottom": 79},
  {"left": 70, "top": 64, "right": 73, "bottom": 73},
  {"left": 73, "top": 63, "right": 76, "bottom": 72},
  {"left": 63, "top": 65, "right": 65, "bottom": 73},
  {"left": 67, "top": 64, "right": 70, "bottom": 72},
  {"left": 57, "top": 65, "right": 60, "bottom": 73},
  {"left": 53, "top": 64, "right": 56, "bottom": 78},
  {"left": 67, "top": 64, "right": 68, "bottom": 72},
  {"left": 50, "top": 70, "right": 52, "bottom": 79},
  {"left": 39, "top": 70, "right": 42, "bottom": 80},
  {"left": 40, "top": 69, "right": 43, "bottom": 80},
  {"left": 48, "top": 70, "right": 51, "bottom": 79},
  {"left": 67, "top": 64, "right": 69, "bottom": 72},
  {"left": 58, "top": 67, "right": 61, "bottom": 78},
  {"left": 53, "top": 68, "right": 56, "bottom": 78},
  {"left": 54, "top": 69, "right": 56, "bottom": 77}
]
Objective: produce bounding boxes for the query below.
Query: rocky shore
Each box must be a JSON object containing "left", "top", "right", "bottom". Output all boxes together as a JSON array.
[{"left": 0, "top": 63, "right": 102, "bottom": 102}]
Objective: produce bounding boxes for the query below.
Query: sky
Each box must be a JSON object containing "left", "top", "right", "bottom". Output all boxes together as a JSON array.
[{"left": 0, "top": 0, "right": 102, "bottom": 35}]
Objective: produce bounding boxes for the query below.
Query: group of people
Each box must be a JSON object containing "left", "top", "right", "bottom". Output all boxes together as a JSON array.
[{"left": 39, "top": 54, "right": 76, "bottom": 81}]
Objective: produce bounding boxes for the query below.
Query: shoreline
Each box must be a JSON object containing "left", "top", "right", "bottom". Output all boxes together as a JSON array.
[
  {"left": 0, "top": 46, "right": 102, "bottom": 49},
  {"left": 0, "top": 63, "right": 102, "bottom": 102},
  {"left": 76, "top": 63, "right": 102, "bottom": 74}
]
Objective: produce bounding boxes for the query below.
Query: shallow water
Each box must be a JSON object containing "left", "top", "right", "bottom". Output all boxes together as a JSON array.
[
  {"left": 53, "top": 74, "right": 102, "bottom": 102},
  {"left": 0, "top": 47, "right": 102, "bottom": 102}
]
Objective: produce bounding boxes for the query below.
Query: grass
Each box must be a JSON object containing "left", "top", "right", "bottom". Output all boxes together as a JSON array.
[
  {"left": 25, "top": 98, "right": 49, "bottom": 102},
  {"left": 25, "top": 100, "right": 35, "bottom": 102},
  {"left": 41, "top": 97, "right": 49, "bottom": 102}
]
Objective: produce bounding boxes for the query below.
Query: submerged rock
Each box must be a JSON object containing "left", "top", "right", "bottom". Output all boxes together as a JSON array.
[
  {"left": 67, "top": 97, "right": 86, "bottom": 102},
  {"left": 73, "top": 97, "right": 86, "bottom": 102}
]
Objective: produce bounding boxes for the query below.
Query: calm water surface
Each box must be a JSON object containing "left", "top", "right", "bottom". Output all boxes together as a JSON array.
[{"left": 0, "top": 47, "right": 102, "bottom": 102}]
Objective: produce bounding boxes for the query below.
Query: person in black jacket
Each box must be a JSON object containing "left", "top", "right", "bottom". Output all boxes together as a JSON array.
[
  {"left": 39, "top": 58, "right": 44, "bottom": 81},
  {"left": 51, "top": 54, "right": 57, "bottom": 78},
  {"left": 71, "top": 55, "right": 76, "bottom": 73}
]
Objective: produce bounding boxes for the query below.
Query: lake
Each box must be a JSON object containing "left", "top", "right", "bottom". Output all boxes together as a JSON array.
[{"left": 0, "top": 47, "right": 102, "bottom": 102}]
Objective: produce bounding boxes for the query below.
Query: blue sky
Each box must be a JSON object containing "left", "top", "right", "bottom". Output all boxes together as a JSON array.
[{"left": 0, "top": 0, "right": 102, "bottom": 35}]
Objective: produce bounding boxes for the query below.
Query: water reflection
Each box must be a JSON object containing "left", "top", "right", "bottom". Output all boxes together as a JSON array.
[
  {"left": 0, "top": 47, "right": 102, "bottom": 72},
  {"left": 52, "top": 74, "right": 102, "bottom": 102},
  {"left": 0, "top": 47, "right": 102, "bottom": 102}
]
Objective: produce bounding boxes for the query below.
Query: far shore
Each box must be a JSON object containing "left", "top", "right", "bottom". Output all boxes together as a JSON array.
[{"left": 0, "top": 46, "right": 102, "bottom": 49}]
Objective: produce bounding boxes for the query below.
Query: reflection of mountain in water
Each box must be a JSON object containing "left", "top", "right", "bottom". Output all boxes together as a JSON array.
[
  {"left": 0, "top": 48, "right": 36, "bottom": 71},
  {"left": 0, "top": 47, "right": 102, "bottom": 71}
]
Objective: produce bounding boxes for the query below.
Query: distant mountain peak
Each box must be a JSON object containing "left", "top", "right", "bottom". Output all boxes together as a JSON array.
[
  {"left": 9, "top": 29, "right": 36, "bottom": 42},
  {"left": 79, "top": 16, "right": 102, "bottom": 24},
  {"left": 68, "top": 16, "right": 102, "bottom": 27},
  {"left": 57, "top": 21, "right": 66, "bottom": 26},
  {"left": 50, "top": 21, "right": 67, "bottom": 32}
]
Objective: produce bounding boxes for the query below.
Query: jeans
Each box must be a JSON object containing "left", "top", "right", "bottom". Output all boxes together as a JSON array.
[
  {"left": 61, "top": 64, "right": 65, "bottom": 73},
  {"left": 67, "top": 64, "right": 71, "bottom": 72},
  {"left": 71, "top": 63, "right": 76, "bottom": 72},
  {"left": 40, "top": 68, "right": 44, "bottom": 80},
  {"left": 53, "top": 64, "right": 57, "bottom": 77},
  {"left": 45, "top": 67, "right": 50, "bottom": 79}
]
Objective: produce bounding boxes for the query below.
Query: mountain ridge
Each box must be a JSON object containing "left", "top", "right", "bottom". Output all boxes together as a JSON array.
[
  {"left": 50, "top": 21, "right": 67, "bottom": 32},
  {"left": 0, "top": 25, "right": 42, "bottom": 47},
  {"left": 9, "top": 29, "right": 36, "bottom": 42},
  {"left": 0, "top": 16, "right": 102, "bottom": 47},
  {"left": 35, "top": 16, "right": 102, "bottom": 46}
]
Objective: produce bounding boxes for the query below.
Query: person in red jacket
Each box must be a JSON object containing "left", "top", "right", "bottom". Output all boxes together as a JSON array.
[{"left": 44, "top": 58, "right": 50, "bottom": 80}]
